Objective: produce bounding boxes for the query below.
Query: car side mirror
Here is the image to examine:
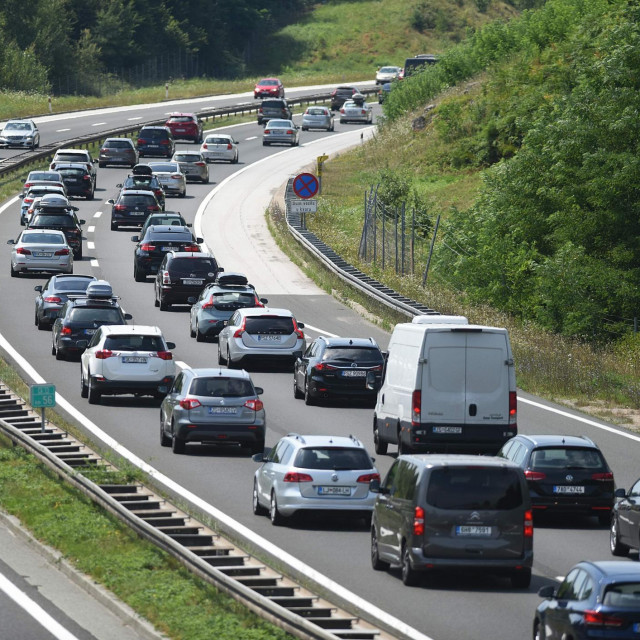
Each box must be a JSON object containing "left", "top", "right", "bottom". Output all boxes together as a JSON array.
[
  {"left": 254, "top": 387, "right": 263, "bottom": 395},
  {"left": 18, "top": 193, "right": 24, "bottom": 199},
  {"left": 7, "top": 239, "right": 16, "bottom": 245},
  {"left": 297, "top": 322, "right": 305, "bottom": 329},
  {"left": 166, "top": 342, "right": 176, "bottom": 350},
  {"left": 260, "top": 298, "right": 268, "bottom": 304},
  {"left": 93, "top": 158, "right": 98, "bottom": 163},
  {"left": 615, "top": 487, "right": 626, "bottom": 498},
  {"left": 537, "top": 585, "right": 556, "bottom": 599},
  {"left": 196, "top": 237, "right": 203, "bottom": 243},
  {"left": 34, "top": 285, "right": 43, "bottom": 292},
  {"left": 79, "top": 219, "right": 86, "bottom": 225},
  {"left": 124, "top": 313, "right": 133, "bottom": 320},
  {"left": 106, "top": 199, "right": 114, "bottom": 205},
  {"left": 76, "top": 340, "right": 88, "bottom": 349},
  {"left": 157, "top": 385, "right": 168, "bottom": 395},
  {"left": 116, "top": 183, "right": 122, "bottom": 188},
  {"left": 186, "top": 222, "right": 192, "bottom": 227},
  {"left": 131, "top": 236, "right": 139, "bottom": 242},
  {"left": 252, "top": 452, "right": 265, "bottom": 462},
  {"left": 366, "top": 370, "right": 380, "bottom": 391},
  {"left": 217, "top": 266, "right": 224, "bottom": 273}
]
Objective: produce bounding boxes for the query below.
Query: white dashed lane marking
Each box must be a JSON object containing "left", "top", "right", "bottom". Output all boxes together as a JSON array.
[
  {"left": 90, "top": 259, "right": 99, "bottom": 267},
  {"left": 91, "top": 122, "right": 107, "bottom": 126},
  {"left": 87, "top": 242, "right": 95, "bottom": 250},
  {"left": 245, "top": 136, "right": 257, "bottom": 141},
  {"left": 56, "top": 128, "right": 70, "bottom": 132},
  {"left": 93, "top": 212, "right": 102, "bottom": 218},
  {"left": 87, "top": 226, "right": 95, "bottom": 233},
  {"left": 127, "top": 117, "right": 142, "bottom": 121}
]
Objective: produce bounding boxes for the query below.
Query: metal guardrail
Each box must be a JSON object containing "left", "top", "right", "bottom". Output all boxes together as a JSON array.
[{"left": 284, "top": 178, "right": 437, "bottom": 319}]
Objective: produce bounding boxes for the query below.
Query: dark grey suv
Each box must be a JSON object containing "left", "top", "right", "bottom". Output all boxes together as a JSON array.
[
  {"left": 370, "top": 454, "right": 533, "bottom": 587},
  {"left": 257, "top": 99, "right": 292, "bottom": 125}
]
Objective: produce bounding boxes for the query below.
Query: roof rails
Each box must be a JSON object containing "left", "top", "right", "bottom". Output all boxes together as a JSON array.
[{"left": 286, "top": 433, "right": 306, "bottom": 443}]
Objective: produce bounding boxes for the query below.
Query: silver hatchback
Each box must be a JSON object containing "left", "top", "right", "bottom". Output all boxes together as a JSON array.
[
  {"left": 171, "top": 152, "right": 209, "bottom": 183},
  {"left": 301, "top": 107, "right": 334, "bottom": 132},
  {"left": 262, "top": 119, "right": 300, "bottom": 147},
  {"left": 8, "top": 229, "right": 73, "bottom": 277},
  {"left": 146, "top": 161, "right": 187, "bottom": 198},
  {"left": 160, "top": 368, "right": 265, "bottom": 455},
  {"left": 252, "top": 433, "right": 380, "bottom": 526}
]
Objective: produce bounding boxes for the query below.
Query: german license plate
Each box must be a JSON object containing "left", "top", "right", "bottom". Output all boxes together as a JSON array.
[
  {"left": 130, "top": 212, "right": 144, "bottom": 216},
  {"left": 456, "top": 526, "right": 492, "bottom": 536},
  {"left": 318, "top": 486, "right": 351, "bottom": 496},
  {"left": 208, "top": 407, "right": 237, "bottom": 415},
  {"left": 256, "top": 335, "right": 281, "bottom": 342},
  {"left": 553, "top": 486, "right": 585, "bottom": 494},
  {"left": 122, "top": 356, "right": 147, "bottom": 363},
  {"left": 341, "top": 370, "right": 366, "bottom": 377},
  {"left": 433, "top": 426, "right": 462, "bottom": 434},
  {"left": 84, "top": 329, "right": 96, "bottom": 335},
  {"left": 182, "top": 279, "right": 203, "bottom": 285},
  {"left": 34, "top": 252, "right": 53, "bottom": 257},
  {"left": 633, "top": 623, "right": 640, "bottom": 633},
  {"left": 161, "top": 246, "right": 173, "bottom": 251},
  {"left": 66, "top": 178, "right": 78, "bottom": 183}
]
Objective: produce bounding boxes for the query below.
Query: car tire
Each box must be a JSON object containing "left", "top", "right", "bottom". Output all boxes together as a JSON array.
[
  {"left": 134, "top": 265, "right": 146, "bottom": 282},
  {"left": 533, "top": 620, "right": 543, "bottom": 640},
  {"left": 179, "top": 190, "right": 186, "bottom": 198},
  {"left": 252, "top": 480, "right": 268, "bottom": 516},
  {"left": 398, "top": 428, "right": 412, "bottom": 455},
  {"left": 610, "top": 516, "right": 630, "bottom": 556},
  {"left": 304, "top": 379, "right": 315, "bottom": 406},
  {"left": 293, "top": 376, "right": 304, "bottom": 399},
  {"left": 202, "top": 176, "right": 209, "bottom": 184},
  {"left": 301, "top": 127, "right": 307, "bottom": 131},
  {"left": 401, "top": 543, "right": 419, "bottom": 586},
  {"left": 98, "top": 162, "right": 105, "bottom": 168},
  {"left": 159, "top": 297, "right": 170, "bottom": 311},
  {"left": 87, "top": 376, "right": 101, "bottom": 405},
  {"left": 232, "top": 154, "right": 239, "bottom": 164},
  {"left": 195, "top": 326, "right": 205, "bottom": 342},
  {"left": 86, "top": 191, "right": 94, "bottom": 201},
  {"left": 263, "top": 142, "right": 269, "bottom": 146},
  {"left": 371, "top": 527, "right": 389, "bottom": 571},
  {"left": 160, "top": 419, "right": 171, "bottom": 447},
  {"left": 226, "top": 348, "right": 237, "bottom": 369},
  {"left": 154, "top": 294, "right": 160, "bottom": 308},
  {"left": 189, "top": 323, "right": 196, "bottom": 338},
  {"left": 172, "top": 429, "right": 185, "bottom": 454},
  {"left": 80, "top": 370, "right": 88, "bottom": 398},
  {"left": 74, "top": 246, "right": 82, "bottom": 260},
  {"left": 373, "top": 419, "right": 388, "bottom": 455},
  {"left": 110, "top": 221, "right": 117, "bottom": 231},
  {"left": 511, "top": 568, "right": 531, "bottom": 589},
  {"left": 269, "top": 491, "right": 285, "bottom": 526},
  {"left": 10, "top": 264, "right": 18, "bottom": 277},
  {"left": 55, "top": 345, "right": 65, "bottom": 361},
  {"left": 217, "top": 344, "right": 226, "bottom": 365}
]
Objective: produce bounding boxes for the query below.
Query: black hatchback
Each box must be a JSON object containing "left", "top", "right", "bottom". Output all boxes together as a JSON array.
[
  {"left": 497, "top": 434, "right": 615, "bottom": 524},
  {"left": 154, "top": 251, "right": 221, "bottom": 310},
  {"left": 108, "top": 190, "right": 161, "bottom": 230},
  {"left": 34, "top": 274, "right": 97, "bottom": 329},
  {"left": 136, "top": 126, "right": 175, "bottom": 158},
  {"left": 131, "top": 225, "right": 203, "bottom": 281},
  {"left": 293, "top": 336, "right": 384, "bottom": 406},
  {"left": 27, "top": 210, "right": 85, "bottom": 259}
]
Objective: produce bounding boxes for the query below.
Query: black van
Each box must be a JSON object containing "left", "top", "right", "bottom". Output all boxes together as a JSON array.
[
  {"left": 403, "top": 54, "right": 438, "bottom": 78},
  {"left": 370, "top": 454, "right": 533, "bottom": 587}
]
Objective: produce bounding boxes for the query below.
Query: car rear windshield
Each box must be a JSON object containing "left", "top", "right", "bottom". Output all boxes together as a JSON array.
[
  {"left": 140, "top": 129, "right": 168, "bottom": 139},
  {"left": 125, "top": 177, "right": 154, "bottom": 188},
  {"left": 262, "top": 100, "right": 284, "bottom": 108},
  {"left": 105, "top": 140, "right": 133, "bottom": 148},
  {"left": 30, "top": 215, "right": 75, "bottom": 227},
  {"left": 147, "top": 231, "right": 193, "bottom": 242},
  {"left": 22, "top": 233, "right": 64, "bottom": 244},
  {"left": 103, "top": 335, "right": 164, "bottom": 351},
  {"left": 323, "top": 347, "right": 383, "bottom": 364},
  {"left": 121, "top": 195, "right": 155, "bottom": 205},
  {"left": 28, "top": 187, "right": 63, "bottom": 195},
  {"left": 168, "top": 116, "right": 194, "bottom": 123},
  {"left": 168, "top": 258, "right": 216, "bottom": 275},
  {"left": 149, "top": 163, "right": 179, "bottom": 173},
  {"left": 245, "top": 316, "right": 294, "bottom": 334},
  {"left": 205, "top": 137, "right": 230, "bottom": 145},
  {"left": 56, "top": 154, "right": 87, "bottom": 162},
  {"left": 28, "top": 172, "right": 59, "bottom": 181},
  {"left": 59, "top": 168, "right": 86, "bottom": 176},
  {"left": 294, "top": 447, "right": 372, "bottom": 470},
  {"left": 212, "top": 292, "right": 256, "bottom": 310},
  {"left": 55, "top": 278, "right": 93, "bottom": 291},
  {"left": 306, "top": 108, "right": 327, "bottom": 116},
  {"left": 530, "top": 447, "right": 607, "bottom": 471},
  {"left": 603, "top": 584, "right": 640, "bottom": 607},
  {"left": 426, "top": 468, "right": 523, "bottom": 510},
  {"left": 189, "top": 377, "right": 254, "bottom": 397},
  {"left": 174, "top": 154, "right": 201, "bottom": 162},
  {"left": 68, "top": 308, "right": 123, "bottom": 323}
]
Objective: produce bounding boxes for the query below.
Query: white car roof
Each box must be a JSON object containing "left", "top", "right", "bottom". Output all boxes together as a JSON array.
[
  {"left": 284, "top": 434, "right": 368, "bottom": 450},
  {"left": 236, "top": 307, "right": 295, "bottom": 318},
  {"left": 100, "top": 325, "right": 163, "bottom": 336}
]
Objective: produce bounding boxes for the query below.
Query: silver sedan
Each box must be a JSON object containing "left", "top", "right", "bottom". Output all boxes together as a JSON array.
[
  {"left": 8, "top": 229, "right": 73, "bottom": 277},
  {"left": 146, "top": 161, "right": 187, "bottom": 197},
  {"left": 200, "top": 133, "right": 239, "bottom": 164},
  {"left": 262, "top": 120, "right": 300, "bottom": 147},
  {"left": 339, "top": 99, "right": 373, "bottom": 124},
  {"left": 170, "top": 152, "right": 209, "bottom": 184},
  {"left": 301, "top": 107, "right": 334, "bottom": 132}
]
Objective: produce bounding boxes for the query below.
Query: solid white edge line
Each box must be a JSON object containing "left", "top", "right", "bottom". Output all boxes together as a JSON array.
[
  {"left": 0, "top": 571, "right": 81, "bottom": 640},
  {"left": 0, "top": 196, "right": 19, "bottom": 215}
]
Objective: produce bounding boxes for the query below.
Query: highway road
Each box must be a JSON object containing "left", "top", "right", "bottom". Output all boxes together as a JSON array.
[{"left": 1, "top": 89, "right": 639, "bottom": 640}]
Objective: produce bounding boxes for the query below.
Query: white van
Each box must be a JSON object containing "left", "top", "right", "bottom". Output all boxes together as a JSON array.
[{"left": 372, "top": 315, "right": 517, "bottom": 455}]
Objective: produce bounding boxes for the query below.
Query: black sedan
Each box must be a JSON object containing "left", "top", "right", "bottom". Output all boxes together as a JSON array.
[
  {"left": 34, "top": 274, "right": 97, "bottom": 330},
  {"left": 534, "top": 561, "right": 640, "bottom": 639}
]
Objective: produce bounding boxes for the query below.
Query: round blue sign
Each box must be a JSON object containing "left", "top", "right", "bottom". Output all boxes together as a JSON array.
[{"left": 293, "top": 173, "right": 319, "bottom": 199}]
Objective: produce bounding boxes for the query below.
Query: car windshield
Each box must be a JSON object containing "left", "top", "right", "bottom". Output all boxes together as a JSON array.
[
  {"left": 603, "top": 584, "right": 640, "bottom": 607},
  {"left": 245, "top": 316, "right": 294, "bottom": 334},
  {"left": 169, "top": 258, "right": 215, "bottom": 275},
  {"left": 190, "top": 377, "right": 254, "bottom": 397},
  {"left": 30, "top": 215, "right": 75, "bottom": 227},
  {"left": 21, "top": 233, "right": 64, "bottom": 244},
  {"left": 68, "top": 308, "right": 123, "bottom": 324},
  {"left": 212, "top": 292, "right": 256, "bottom": 310},
  {"left": 380, "top": 67, "right": 397, "bottom": 73},
  {"left": 103, "top": 335, "right": 164, "bottom": 351},
  {"left": 6, "top": 122, "right": 32, "bottom": 131},
  {"left": 53, "top": 278, "right": 94, "bottom": 291},
  {"left": 105, "top": 140, "right": 133, "bottom": 148},
  {"left": 323, "top": 347, "right": 383, "bottom": 364},
  {"left": 28, "top": 187, "right": 64, "bottom": 196},
  {"left": 530, "top": 447, "right": 606, "bottom": 470},
  {"left": 426, "top": 468, "right": 523, "bottom": 510},
  {"left": 294, "top": 447, "right": 372, "bottom": 471},
  {"left": 259, "top": 80, "right": 277, "bottom": 86}
]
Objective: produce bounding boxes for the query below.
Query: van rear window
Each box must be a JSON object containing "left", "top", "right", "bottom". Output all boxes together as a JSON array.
[{"left": 426, "top": 468, "right": 523, "bottom": 510}]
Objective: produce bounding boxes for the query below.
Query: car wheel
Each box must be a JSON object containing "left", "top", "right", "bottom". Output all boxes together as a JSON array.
[
  {"left": 74, "top": 246, "right": 82, "bottom": 260},
  {"left": 217, "top": 344, "right": 227, "bottom": 365},
  {"left": 610, "top": 516, "right": 630, "bottom": 556},
  {"left": 398, "top": 428, "right": 412, "bottom": 455},
  {"left": 226, "top": 348, "right": 237, "bottom": 369},
  {"left": 373, "top": 419, "right": 388, "bottom": 455},
  {"left": 134, "top": 265, "right": 146, "bottom": 282},
  {"left": 329, "top": 125, "right": 334, "bottom": 132},
  {"left": 371, "top": 527, "right": 389, "bottom": 571},
  {"left": 511, "top": 568, "right": 531, "bottom": 589},
  {"left": 10, "top": 264, "right": 18, "bottom": 277},
  {"left": 159, "top": 297, "right": 170, "bottom": 311},
  {"left": 179, "top": 190, "right": 186, "bottom": 198},
  {"left": 98, "top": 162, "right": 105, "bottom": 168},
  {"left": 232, "top": 153, "right": 239, "bottom": 164},
  {"left": 533, "top": 619, "right": 543, "bottom": 640},
  {"left": 86, "top": 191, "right": 94, "bottom": 201},
  {"left": 262, "top": 142, "right": 269, "bottom": 146},
  {"left": 110, "top": 221, "right": 117, "bottom": 231},
  {"left": 51, "top": 340, "right": 56, "bottom": 356},
  {"left": 195, "top": 326, "right": 205, "bottom": 342},
  {"left": 55, "top": 344, "right": 65, "bottom": 361},
  {"left": 160, "top": 418, "right": 171, "bottom": 447},
  {"left": 401, "top": 543, "right": 419, "bottom": 586},
  {"left": 304, "top": 378, "right": 315, "bottom": 406},
  {"left": 80, "top": 369, "right": 88, "bottom": 398},
  {"left": 301, "top": 127, "right": 307, "bottom": 131},
  {"left": 293, "top": 375, "right": 304, "bottom": 399},
  {"left": 87, "top": 376, "right": 101, "bottom": 405},
  {"left": 171, "top": 431, "right": 185, "bottom": 454},
  {"left": 189, "top": 322, "right": 196, "bottom": 338},
  {"left": 270, "top": 491, "right": 285, "bottom": 526},
  {"left": 252, "top": 480, "right": 268, "bottom": 516},
  {"left": 202, "top": 176, "right": 209, "bottom": 184}
]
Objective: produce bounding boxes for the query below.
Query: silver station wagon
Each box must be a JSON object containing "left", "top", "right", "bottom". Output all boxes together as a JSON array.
[
  {"left": 262, "top": 119, "right": 300, "bottom": 147},
  {"left": 301, "top": 106, "right": 334, "bottom": 132}
]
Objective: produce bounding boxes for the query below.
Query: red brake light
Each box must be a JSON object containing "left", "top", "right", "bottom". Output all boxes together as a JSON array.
[
  {"left": 137, "top": 138, "right": 146, "bottom": 145},
  {"left": 83, "top": 175, "right": 91, "bottom": 181},
  {"left": 524, "top": 470, "right": 546, "bottom": 481},
  {"left": 183, "top": 244, "right": 201, "bottom": 252},
  {"left": 293, "top": 319, "right": 304, "bottom": 340},
  {"left": 244, "top": 398, "right": 264, "bottom": 412},
  {"left": 24, "top": 197, "right": 34, "bottom": 204},
  {"left": 24, "top": 182, "right": 33, "bottom": 188},
  {"left": 43, "top": 296, "right": 62, "bottom": 303},
  {"left": 413, "top": 506, "right": 425, "bottom": 536},
  {"left": 114, "top": 204, "right": 127, "bottom": 211},
  {"left": 227, "top": 143, "right": 232, "bottom": 150},
  {"left": 139, "top": 243, "right": 155, "bottom": 252},
  {"left": 156, "top": 351, "right": 173, "bottom": 361},
  {"left": 233, "top": 318, "right": 246, "bottom": 339},
  {"left": 201, "top": 299, "right": 214, "bottom": 309},
  {"left": 95, "top": 349, "right": 114, "bottom": 359},
  {"left": 16, "top": 247, "right": 32, "bottom": 255},
  {"left": 149, "top": 205, "right": 160, "bottom": 212},
  {"left": 195, "top": 162, "right": 206, "bottom": 167},
  {"left": 171, "top": 173, "right": 182, "bottom": 179},
  {"left": 179, "top": 397, "right": 201, "bottom": 410},
  {"left": 60, "top": 326, "right": 72, "bottom": 336},
  {"left": 284, "top": 472, "right": 313, "bottom": 483},
  {"left": 357, "top": 473, "right": 380, "bottom": 484},
  {"left": 509, "top": 391, "right": 517, "bottom": 425},
  {"left": 202, "top": 143, "right": 208, "bottom": 149},
  {"left": 524, "top": 509, "right": 533, "bottom": 538},
  {"left": 54, "top": 248, "right": 70, "bottom": 256},
  {"left": 340, "top": 108, "right": 345, "bottom": 114},
  {"left": 162, "top": 271, "right": 171, "bottom": 285},
  {"left": 411, "top": 390, "right": 421, "bottom": 426},
  {"left": 286, "top": 130, "right": 294, "bottom": 135},
  {"left": 160, "top": 140, "right": 170, "bottom": 145},
  {"left": 264, "top": 129, "right": 270, "bottom": 134},
  {"left": 584, "top": 610, "right": 624, "bottom": 627},
  {"left": 315, "top": 363, "right": 337, "bottom": 371},
  {"left": 592, "top": 472, "right": 614, "bottom": 481},
  {"left": 361, "top": 110, "right": 367, "bottom": 115}
]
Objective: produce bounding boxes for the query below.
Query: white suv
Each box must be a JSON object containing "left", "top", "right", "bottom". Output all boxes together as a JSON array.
[
  {"left": 80, "top": 325, "right": 176, "bottom": 404},
  {"left": 50, "top": 148, "right": 97, "bottom": 185}
]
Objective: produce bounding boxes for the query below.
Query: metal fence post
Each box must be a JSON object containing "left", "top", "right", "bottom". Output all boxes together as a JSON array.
[
  {"left": 401, "top": 202, "right": 406, "bottom": 276},
  {"left": 422, "top": 214, "right": 441, "bottom": 286}
]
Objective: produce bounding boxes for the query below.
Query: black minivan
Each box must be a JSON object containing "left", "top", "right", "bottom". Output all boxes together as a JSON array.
[{"left": 370, "top": 454, "right": 533, "bottom": 588}]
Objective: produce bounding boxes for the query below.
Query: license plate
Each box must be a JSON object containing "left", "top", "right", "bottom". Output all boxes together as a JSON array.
[
  {"left": 130, "top": 212, "right": 144, "bottom": 216},
  {"left": 176, "top": 128, "right": 186, "bottom": 132},
  {"left": 633, "top": 623, "right": 640, "bottom": 633},
  {"left": 65, "top": 178, "right": 78, "bottom": 183},
  {"left": 208, "top": 407, "right": 238, "bottom": 415},
  {"left": 433, "top": 426, "right": 463, "bottom": 434},
  {"left": 122, "top": 356, "right": 147, "bottom": 363},
  {"left": 341, "top": 370, "right": 366, "bottom": 377},
  {"left": 182, "top": 279, "right": 203, "bottom": 285},
  {"left": 256, "top": 335, "right": 281, "bottom": 342},
  {"left": 33, "top": 252, "right": 53, "bottom": 257},
  {"left": 318, "top": 486, "right": 351, "bottom": 496},
  {"left": 456, "top": 526, "right": 492, "bottom": 536},
  {"left": 161, "top": 246, "right": 173, "bottom": 251},
  {"left": 553, "top": 486, "right": 585, "bottom": 494},
  {"left": 84, "top": 329, "right": 96, "bottom": 335}
]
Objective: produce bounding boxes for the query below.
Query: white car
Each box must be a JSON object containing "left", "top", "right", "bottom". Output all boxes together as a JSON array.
[
  {"left": 218, "top": 307, "right": 305, "bottom": 368},
  {"left": 375, "top": 66, "right": 402, "bottom": 84},
  {"left": 339, "top": 98, "right": 373, "bottom": 124},
  {"left": 80, "top": 325, "right": 176, "bottom": 404},
  {"left": 8, "top": 229, "right": 73, "bottom": 277},
  {"left": 200, "top": 133, "right": 239, "bottom": 164}
]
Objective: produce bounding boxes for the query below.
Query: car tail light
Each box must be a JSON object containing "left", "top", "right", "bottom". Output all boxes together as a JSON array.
[
  {"left": 24, "top": 182, "right": 33, "bottom": 189},
  {"left": 340, "top": 108, "right": 345, "bottom": 114},
  {"left": 43, "top": 296, "right": 62, "bottom": 303},
  {"left": 183, "top": 244, "right": 200, "bottom": 252},
  {"left": 293, "top": 319, "right": 304, "bottom": 340},
  {"left": 95, "top": 349, "right": 114, "bottom": 359},
  {"left": 114, "top": 204, "right": 127, "bottom": 211},
  {"left": 160, "top": 140, "right": 170, "bottom": 145},
  {"left": 264, "top": 129, "right": 271, "bottom": 134},
  {"left": 16, "top": 247, "right": 31, "bottom": 255},
  {"left": 413, "top": 506, "right": 425, "bottom": 536},
  {"left": 54, "top": 248, "right": 70, "bottom": 255},
  {"left": 284, "top": 472, "right": 313, "bottom": 482},
  {"left": 137, "top": 138, "right": 146, "bottom": 145},
  {"left": 60, "top": 326, "right": 72, "bottom": 336},
  {"left": 148, "top": 205, "right": 161, "bottom": 212},
  {"left": 202, "top": 143, "right": 208, "bottom": 149},
  {"left": 171, "top": 173, "right": 182, "bottom": 179},
  {"left": 139, "top": 243, "right": 155, "bottom": 252},
  {"left": 227, "top": 143, "right": 233, "bottom": 150},
  {"left": 357, "top": 473, "right": 380, "bottom": 484},
  {"left": 509, "top": 391, "right": 517, "bottom": 425},
  {"left": 233, "top": 317, "right": 246, "bottom": 339},
  {"left": 195, "top": 162, "right": 206, "bottom": 167},
  {"left": 162, "top": 271, "right": 171, "bottom": 285},
  {"left": 524, "top": 470, "right": 546, "bottom": 480},
  {"left": 411, "top": 390, "right": 421, "bottom": 426},
  {"left": 524, "top": 509, "right": 533, "bottom": 537},
  {"left": 100, "top": 148, "right": 107, "bottom": 153},
  {"left": 259, "top": 107, "right": 264, "bottom": 113},
  {"left": 361, "top": 109, "right": 367, "bottom": 115},
  {"left": 156, "top": 351, "right": 173, "bottom": 361},
  {"left": 83, "top": 175, "right": 91, "bottom": 181},
  {"left": 154, "top": 189, "right": 163, "bottom": 198},
  {"left": 331, "top": 90, "right": 337, "bottom": 96},
  {"left": 24, "top": 197, "right": 34, "bottom": 204},
  {"left": 179, "top": 397, "right": 201, "bottom": 410},
  {"left": 201, "top": 298, "right": 214, "bottom": 309},
  {"left": 315, "top": 363, "right": 337, "bottom": 371},
  {"left": 584, "top": 611, "right": 624, "bottom": 627},
  {"left": 254, "top": 296, "right": 264, "bottom": 307},
  {"left": 286, "top": 129, "right": 294, "bottom": 135},
  {"left": 592, "top": 472, "right": 614, "bottom": 481},
  {"left": 244, "top": 398, "right": 264, "bottom": 411},
  {"left": 370, "top": 365, "right": 383, "bottom": 371}
]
